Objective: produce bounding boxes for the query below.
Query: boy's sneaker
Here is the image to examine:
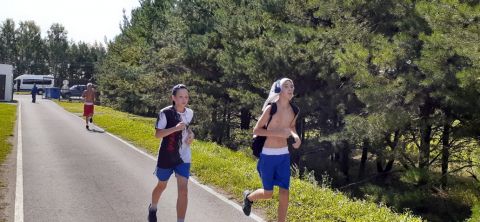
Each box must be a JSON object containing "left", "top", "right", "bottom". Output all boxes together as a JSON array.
[
  {"left": 89, "top": 117, "right": 93, "bottom": 123},
  {"left": 86, "top": 125, "right": 90, "bottom": 130},
  {"left": 148, "top": 204, "right": 157, "bottom": 222},
  {"left": 242, "top": 190, "right": 253, "bottom": 216}
]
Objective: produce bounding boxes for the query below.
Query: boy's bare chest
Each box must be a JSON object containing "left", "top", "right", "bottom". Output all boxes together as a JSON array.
[{"left": 268, "top": 110, "right": 294, "bottom": 128}]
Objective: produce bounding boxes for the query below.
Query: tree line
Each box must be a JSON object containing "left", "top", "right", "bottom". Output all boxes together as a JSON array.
[
  {"left": 0, "top": 19, "right": 106, "bottom": 85},
  {"left": 100, "top": 0, "right": 479, "bottom": 186},
  {"left": 98, "top": 1, "right": 480, "bottom": 219}
]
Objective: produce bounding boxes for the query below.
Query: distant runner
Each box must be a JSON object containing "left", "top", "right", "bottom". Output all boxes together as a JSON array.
[{"left": 81, "top": 83, "right": 95, "bottom": 130}]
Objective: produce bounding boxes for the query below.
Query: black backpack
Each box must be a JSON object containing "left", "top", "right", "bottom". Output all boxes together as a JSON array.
[{"left": 251, "top": 102, "right": 299, "bottom": 158}]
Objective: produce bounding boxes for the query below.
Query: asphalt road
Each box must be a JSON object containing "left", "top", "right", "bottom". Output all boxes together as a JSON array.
[{"left": 15, "top": 95, "right": 260, "bottom": 222}]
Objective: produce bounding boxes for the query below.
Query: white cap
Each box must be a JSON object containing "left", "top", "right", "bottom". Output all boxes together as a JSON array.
[{"left": 262, "top": 78, "right": 292, "bottom": 111}]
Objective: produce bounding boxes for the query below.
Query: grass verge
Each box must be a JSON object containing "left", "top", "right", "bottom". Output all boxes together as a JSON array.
[
  {"left": 56, "top": 101, "right": 422, "bottom": 222},
  {"left": 13, "top": 92, "right": 31, "bottom": 95},
  {"left": 0, "top": 103, "right": 16, "bottom": 163}
]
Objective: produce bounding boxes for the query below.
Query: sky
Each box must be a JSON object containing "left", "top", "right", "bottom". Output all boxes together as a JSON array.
[{"left": 0, "top": 0, "right": 140, "bottom": 45}]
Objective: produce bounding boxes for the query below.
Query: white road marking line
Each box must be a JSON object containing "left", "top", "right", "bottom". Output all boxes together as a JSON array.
[{"left": 15, "top": 102, "right": 23, "bottom": 222}]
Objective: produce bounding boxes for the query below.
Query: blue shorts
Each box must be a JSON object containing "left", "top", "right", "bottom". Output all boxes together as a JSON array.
[
  {"left": 154, "top": 163, "right": 191, "bottom": 181},
  {"left": 257, "top": 153, "right": 291, "bottom": 190}
]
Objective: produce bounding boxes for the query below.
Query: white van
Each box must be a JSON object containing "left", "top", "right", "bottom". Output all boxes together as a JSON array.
[{"left": 14, "top": 74, "right": 55, "bottom": 94}]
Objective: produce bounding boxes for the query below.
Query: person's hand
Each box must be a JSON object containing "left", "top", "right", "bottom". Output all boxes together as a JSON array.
[
  {"left": 175, "top": 122, "right": 186, "bottom": 131},
  {"left": 292, "top": 134, "right": 301, "bottom": 149},
  {"left": 186, "top": 130, "right": 194, "bottom": 145},
  {"left": 186, "top": 137, "right": 194, "bottom": 145}
]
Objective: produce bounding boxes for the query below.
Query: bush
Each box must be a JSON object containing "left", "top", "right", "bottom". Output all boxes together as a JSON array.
[
  {"left": 468, "top": 202, "right": 480, "bottom": 222},
  {"left": 400, "top": 168, "right": 431, "bottom": 186}
]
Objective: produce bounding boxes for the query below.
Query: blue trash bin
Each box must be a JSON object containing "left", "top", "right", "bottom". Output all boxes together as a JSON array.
[
  {"left": 44, "top": 88, "right": 51, "bottom": 98},
  {"left": 45, "top": 87, "right": 60, "bottom": 99}
]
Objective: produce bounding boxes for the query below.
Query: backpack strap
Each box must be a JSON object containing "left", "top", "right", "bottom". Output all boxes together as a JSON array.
[
  {"left": 289, "top": 103, "right": 300, "bottom": 126},
  {"left": 265, "top": 103, "right": 277, "bottom": 128},
  {"left": 290, "top": 102, "right": 299, "bottom": 116}
]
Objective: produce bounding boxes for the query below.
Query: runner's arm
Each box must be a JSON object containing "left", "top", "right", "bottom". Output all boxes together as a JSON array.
[
  {"left": 290, "top": 114, "right": 301, "bottom": 149},
  {"left": 155, "top": 127, "right": 178, "bottom": 138}
]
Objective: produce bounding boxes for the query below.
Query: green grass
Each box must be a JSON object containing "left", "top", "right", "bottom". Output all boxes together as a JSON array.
[
  {"left": 58, "top": 101, "right": 159, "bottom": 153},
  {"left": 56, "top": 101, "right": 422, "bottom": 222},
  {"left": 14, "top": 91, "right": 31, "bottom": 95},
  {"left": 468, "top": 201, "right": 480, "bottom": 222},
  {"left": 0, "top": 103, "right": 16, "bottom": 163}
]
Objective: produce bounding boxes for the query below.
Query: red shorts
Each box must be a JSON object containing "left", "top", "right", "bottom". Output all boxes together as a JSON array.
[{"left": 83, "top": 104, "right": 94, "bottom": 117}]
